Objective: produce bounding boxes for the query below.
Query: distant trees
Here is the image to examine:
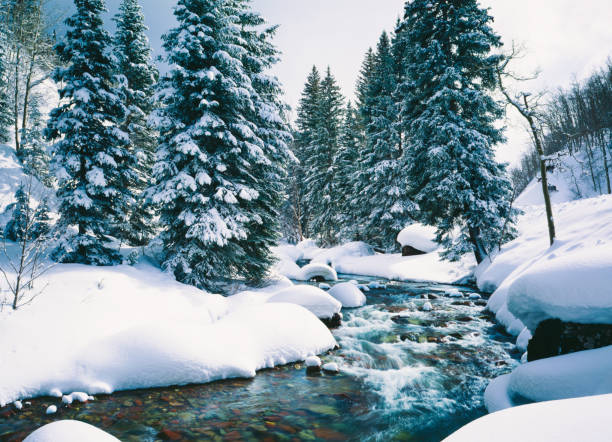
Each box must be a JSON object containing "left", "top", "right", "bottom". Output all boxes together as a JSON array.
[{"left": 510, "top": 60, "right": 612, "bottom": 198}]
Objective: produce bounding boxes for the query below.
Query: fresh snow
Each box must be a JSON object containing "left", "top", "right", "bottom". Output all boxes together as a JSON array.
[
  {"left": 45, "top": 405, "right": 57, "bottom": 415},
  {"left": 396, "top": 223, "right": 438, "bottom": 252},
  {"left": 267, "top": 285, "right": 341, "bottom": 319},
  {"left": 0, "top": 259, "right": 337, "bottom": 406},
  {"left": 328, "top": 282, "right": 366, "bottom": 308},
  {"left": 305, "top": 355, "right": 322, "bottom": 367},
  {"left": 445, "top": 393, "right": 612, "bottom": 442},
  {"left": 24, "top": 420, "right": 120, "bottom": 442}
]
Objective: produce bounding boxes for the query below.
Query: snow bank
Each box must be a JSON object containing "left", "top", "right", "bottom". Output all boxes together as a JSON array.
[
  {"left": 445, "top": 393, "right": 612, "bottom": 442},
  {"left": 507, "top": 246, "right": 612, "bottom": 331},
  {"left": 396, "top": 223, "right": 438, "bottom": 252},
  {"left": 24, "top": 420, "right": 120, "bottom": 442},
  {"left": 477, "top": 195, "right": 612, "bottom": 338},
  {"left": 328, "top": 282, "right": 366, "bottom": 308},
  {"left": 310, "top": 241, "right": 375, "bottom": 266},
  {"left": 0, "top": 261, "right": 337, "bottom": 406},
  {"left": 298, "top": 262, "right": 338, "bottom": 281},
  {"left": 267, "top": 285, "right": 341, "bottom": 319}
]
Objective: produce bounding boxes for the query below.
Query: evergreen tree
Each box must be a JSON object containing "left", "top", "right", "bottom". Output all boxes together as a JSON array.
[
  {"left": 334, "top": 102, "right": 362, "bottom": 241},
  {"left": 113, "top": 0, "right": 159, "bottom": 246},
  {"left": 150, "top": 0, "right": 291, "bottom": 291},
  {"left": 358, "top": 31, "right": 415, "bottom": 250},
  {"left": 19, "top": 96, "right": 51, "bottom": 185},
  {"left": 45, "top": 0, "right": 136, "bottom": 265},
  {"left": 399, "top": 0, "right": 517, "bottom": 262},
  {"left": 4, "top": 184, "right": 29, "bottom": 241},
  {"left": 304, "top": 67, "right": 344, "bottom": 245},
  {"left": 293, "top": 66, "right": 322, "bottom": 238}
]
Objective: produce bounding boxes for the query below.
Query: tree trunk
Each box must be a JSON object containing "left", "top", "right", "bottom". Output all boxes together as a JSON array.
[{"left": 468, "top": 226, "right": 486, "bottom": 264}]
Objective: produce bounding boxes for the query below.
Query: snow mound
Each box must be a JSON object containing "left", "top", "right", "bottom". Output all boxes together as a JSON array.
[
  {"left": 397, "top": 223, "right": 438, "bottom": 252},
  {"left": 298, "top": 262, "right": 338, "bottom": 282},
  {"left": 24, "top": 420, "right": 120, "bottom": 442},
  {"left": 0, "top": 262, "right": 337, "bottom": 406},
  {"left": 445, "top": 393, "right": 612, "bottom": 442},
  {"left": 305, "top": 356, "right": 321, "bottom": 367},
  {"left": 267, "top": 285, "right": 342, "bottom": 319},
  {"left": 507, "top": 246, "right": 612, "bottom": 331},
  {"left": 328, "top": 282, "right": 366, "bottom": 308}
]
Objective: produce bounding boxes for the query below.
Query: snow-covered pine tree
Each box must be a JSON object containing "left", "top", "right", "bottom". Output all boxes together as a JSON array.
[
  {"left": 358, "top": 31, "right": 415, "bottom": 250},
  {"left": 293, "top": 66, "right": 322, "bottom": 239},
  {"left": 45, "top": 0, "right": 136, "bottom": 265},
  {"left": 4, "top": 184, "right": 29, "bottom": 241},
  {"left": 304, "top": 67, "right": 344, "bottom": 245},
  {"left": 113, "top": 0, "right": 159, "bottom": 247},
  {"left": 334, "top": 101, "right": 363, "bottom": 241},
  {"left": 19, "top": 97, "right": 52, "bottom": 186},
  {"left": 150, "top": 0, "right": 291, "bottom": 291},
  {"left": 399, "top": 0, "right": 517, "bottom": 263}
]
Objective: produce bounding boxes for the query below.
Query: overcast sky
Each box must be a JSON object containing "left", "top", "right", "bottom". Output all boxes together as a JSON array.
[{"left": 50, "top": 0, "right": 612, "bottom": 166}]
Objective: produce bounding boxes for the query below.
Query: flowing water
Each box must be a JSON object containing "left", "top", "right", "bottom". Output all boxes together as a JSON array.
[{"left": 0, "top": 276, "right": 519, "bottom": 441}]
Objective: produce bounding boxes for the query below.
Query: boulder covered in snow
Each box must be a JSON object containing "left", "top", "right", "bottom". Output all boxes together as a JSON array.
[
  {"left": 328, "top": 283, "right": 366, "bottom": 308},
  {"left": 397, "top": 224, "right": 438, "bottom": 255},
  {"left": 267, "top": 285, "right": 342, "bottom": 319},
  {"left": 298, "top": 262, "right": 338, "bottom": 282},
  {"left": 24, "top": 420, "right": 120, "bottom": 442}
]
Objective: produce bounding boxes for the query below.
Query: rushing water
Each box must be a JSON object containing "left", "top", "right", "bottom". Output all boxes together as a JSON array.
[{"left": 0, "top": 276, "right": 519, "bottom": 441}]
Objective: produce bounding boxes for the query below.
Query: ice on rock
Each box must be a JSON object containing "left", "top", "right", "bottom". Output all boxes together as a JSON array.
[
  {"left": 468, "top": 293, "right": 481, "bottom": 300},
  {"left": 267, "top": 285, "right": 342, "bottom": 319},
  {"left": 368, "top": 281, "right": 386, "bottom": 289},
  {"left": 45, "top": 405, "right": 57, "bottom": 415},
  {"left": 24, "top": 420, "right": 120, "bottom": 442},
  {"left": 328, "top": 283, "right": 366, "bottom": 308},
  {"left": 447, "top": 289, "right": 462, "bottom": 298}
]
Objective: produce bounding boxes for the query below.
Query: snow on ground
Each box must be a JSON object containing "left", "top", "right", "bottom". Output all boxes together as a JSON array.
[
  {"left": 445, "top": 393, "right": 612, "bottom": 442},
  {"left": 24, "top": 420, "right": 120, "bottom": 442},
  {"left": 0, "top": 255, "right": 338, "bottom": 406},
  {"left": 476, "top": 194, "right": 612, "bottom": 337},
  {"left": 274, "top": 240, "right": 474, "bottom": 284},
  {"left": 267, "top": 285, "right": 341, "bottom": 319},
  {"left": 397, "top": 223, "right": 438, "bottom": 252}
]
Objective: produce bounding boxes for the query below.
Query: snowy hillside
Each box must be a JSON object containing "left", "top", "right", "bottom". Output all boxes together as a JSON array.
[{"left": 515, "top": 150, "right": 607, "bottom": 207}]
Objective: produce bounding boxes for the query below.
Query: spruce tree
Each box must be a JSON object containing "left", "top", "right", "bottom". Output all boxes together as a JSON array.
[
  {"left": 293, "top": 66, "right": 322, "bottom": 238},
  {"left": 113, "top": 0, "right": 159, "bottom": 247},
  {"left": 304, "top": 67, "right": 344, "bottom": 245},
  {"left": 4, "top": 184, "right": 29, "bottom": 241},
  {"left": 334, "top": 102, "right": 362, "bottom": 241},
  {"left": 399, "top": 0, "right": 517, "bottom": 263},
  {"left": 45, "top": 0, "right": 136, "bottom": 265},
  {"left": 150, "top": 0, "right": 291, "bottom": 291},
  {"left": 19, "top": 97, "right": 51, "bottom": 186},
  {"left": 358, "top": 32, "right": 415, "bottom": 250}
]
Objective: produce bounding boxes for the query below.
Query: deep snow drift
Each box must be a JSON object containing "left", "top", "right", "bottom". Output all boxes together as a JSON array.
[{"left": 0, "top": 259, "right": 338, "bottom": 406}]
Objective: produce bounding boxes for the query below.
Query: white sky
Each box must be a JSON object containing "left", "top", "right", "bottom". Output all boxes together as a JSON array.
[{"left": 51, "top": 0, "right": 612, "bottom": 166}]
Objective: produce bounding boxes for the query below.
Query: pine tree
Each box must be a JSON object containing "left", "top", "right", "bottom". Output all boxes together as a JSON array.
[
  {"left": 399, "top": 0, "right": 517, "bottom": 263},
  {"left": 334, "top": 102, "right": 362, "bottom": 241},
  {"left": 357, "top": 32, "right": 415, "bottom": 250},
  {"left": 304, "top": 67, "right": 344, "bottom": 245},
  {"left": 293, "top": 66, "right": 322, "bottom": 238},
  {"left": 45, "top": 0, "right": 136, "bottom": 265},
  {"left": 4, "top": 184, "right": 29, "bottom": 241},
  {"left": 19, "top": 96, "right": 51, "bottom": 185},
  {"left": 113, "top": 0, "right": 159, "bottom": 247},
  {"left": 150, "top": 0, "right": 291, "bottom": 292}
]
